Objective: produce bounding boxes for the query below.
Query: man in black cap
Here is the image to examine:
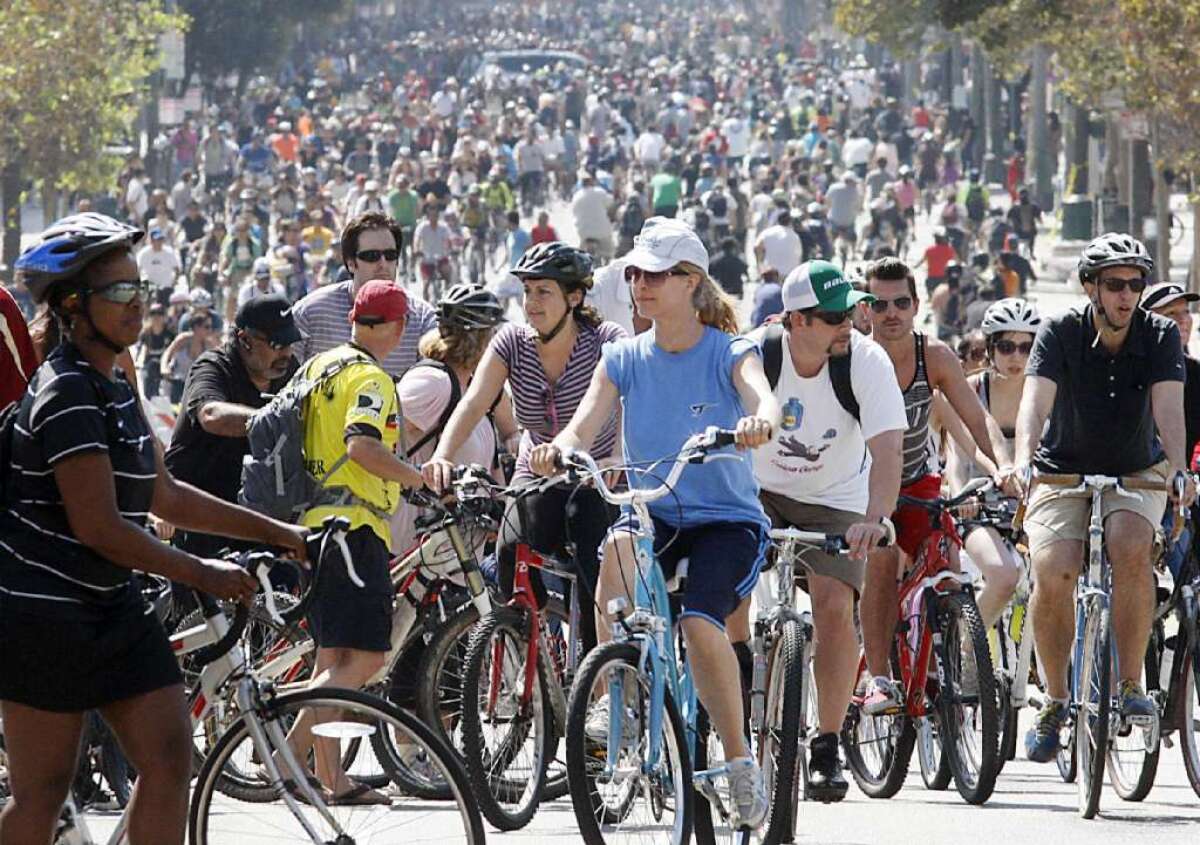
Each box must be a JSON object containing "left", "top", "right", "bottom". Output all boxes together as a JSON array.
[
  {"left": 164, "top": 294, "right": 301, "bottom": 556},
  {"left": 1142, "top": 281, "right": 1200, "bottom": 457}
]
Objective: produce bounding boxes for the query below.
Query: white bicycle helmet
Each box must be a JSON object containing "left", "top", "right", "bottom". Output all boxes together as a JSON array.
[
  {"left": 189, "top": 287, "right": 215, "bottom": 308},
  {"left": 1077, "top": 231, "right": 1153, "bottom": 282},
  {"left": 981, "top": 298, "right": 1040, "bottom": 337}
]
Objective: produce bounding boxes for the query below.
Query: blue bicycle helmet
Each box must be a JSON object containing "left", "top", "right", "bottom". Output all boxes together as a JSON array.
[{"left": 16, "top": 213, "right": 144, "bottom": 303}]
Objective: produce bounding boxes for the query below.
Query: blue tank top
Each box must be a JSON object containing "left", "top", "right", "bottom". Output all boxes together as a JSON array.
[{"left": 602, "top": 326, "right": 768, "bottom": 529}]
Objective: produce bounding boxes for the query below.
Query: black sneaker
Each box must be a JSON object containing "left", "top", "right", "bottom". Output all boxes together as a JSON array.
[{"left": 805, "top": 732, "right": 848, "bottom": 803}]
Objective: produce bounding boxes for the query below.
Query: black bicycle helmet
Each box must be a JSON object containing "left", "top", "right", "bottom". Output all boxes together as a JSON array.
[
  {"left": 510, "top": 241, "right": 594, "bottom": 291},
  {"left": 1077, "top": 231, "right": 1153, "bottom": 282},
  {"left": 438, "top": 283, "right": 504, "bottom": 330},
  {"left": 16, "top": 213, "right": 144, "bottom": 303}
]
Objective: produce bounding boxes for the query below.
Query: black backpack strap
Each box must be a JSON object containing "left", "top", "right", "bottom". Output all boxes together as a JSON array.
[
  {"left": 762, "top": 322, "right": 785, "bottom": 391},
  {"left": 829, "top": 345, "right": 860, "bottom": 423},
  {"left": 405, "top": 360, "right": 462, "bottom": 458}
]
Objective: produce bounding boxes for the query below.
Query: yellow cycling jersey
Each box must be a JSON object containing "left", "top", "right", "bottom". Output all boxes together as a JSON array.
[
  {"left": 300, "top": 344, "right": 400, "bottom": 544},
  {"left": 461, "top": 203, "right": 486, "bottom": 229},
  {"left": 482, "top": 181, "right": 513, "bottom": 211}
]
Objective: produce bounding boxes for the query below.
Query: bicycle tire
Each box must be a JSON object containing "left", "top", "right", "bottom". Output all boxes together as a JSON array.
[
  {"left": 98, "top": 728, "right": 136, "bottom": 809},
  {"left": 757, "top": 619, "right": 803, "bottom": 842},
  {"left": 916, "top": 716, "right": 952, "bottom": 791},
  {"left": 1077, "top": 600, "right": 1112, "bottom": 818},
  {"left": 565, "top": 640, "right": 692, "bottom": 845},
  {"left": 1181, "top": 639, "right": 1200, "bottom": 797},
  {"left": 460, "top": 605, "right": 554, "bottom": 830},
  {"left": 1056, "top": 723, "right": 1078, "bottom": 783},
  {"left": 935, "top": 591, "right": 999, "bottom": 804},
  {"left": 187, "top": 687, "right": 486, "bottom": 845},
  {"left": 415, "top": 602, "right": 484, "bottom": 754},
  {"left": 358, "top": 677, "right": 456, "bottom": 801},
  {"left": 841, "top": 648, "right": 915, "bottom": 799},
  {"left": 795, "top": 626, "right": 817, "bottom": 826},
  {"left": 1107, "top": 627, "right": 1161, "bottom": 801}
]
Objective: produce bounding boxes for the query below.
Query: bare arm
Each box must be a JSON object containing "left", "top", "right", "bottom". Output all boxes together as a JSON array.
[
  {"left": 160, "top": 333, "right": 188, "bottom": 375},
  {"left": 1013, "top": 375, "right": 1056, "bottom": 469},
  {"left": 864, "top": 429, "right": 903, "bottom": 521},
  {"left": 551, "top": 362, "right": 620, "bottom": 455},
  {"left": 198, "top": 401, "right": 256, "bottom": 437},
  {"left": 1151, "top": 380, "right": 1188, "bottom": 474},
  {"left": 929, "top": 342, "right": 998, "bottom": 467},
  {"left": 933, "top": 390, "right": 998, "bottom": 480},
  {"left": 731, "top": 351, "right": 782, "bottom": 435},
  {"left": 345, "top": 435, "right": 423, "bottom": 489}
]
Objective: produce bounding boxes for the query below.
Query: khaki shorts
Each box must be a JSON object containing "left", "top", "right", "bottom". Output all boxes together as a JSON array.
[
  {"left": 1023, "top": 460, "right": 1170, "bottom": 556},
  {"left": 759, "top": 490, "right": 865, "bottom": 595}
]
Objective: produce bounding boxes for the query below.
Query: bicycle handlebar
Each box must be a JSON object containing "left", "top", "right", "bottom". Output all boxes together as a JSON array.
[
  {"left": 558, "top": 427, "right": 739, "bottom": 508},
  {"left": 187, "top": 516, "right": 352, "bottom": 669}
]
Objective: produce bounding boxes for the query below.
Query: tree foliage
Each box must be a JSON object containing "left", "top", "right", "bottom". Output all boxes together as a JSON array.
[
  {"left": 179, "top": 0, "right": 349, "bottom": 89},
  {"left": 0, "top": 0, "right": 185, "bottom": 193}
]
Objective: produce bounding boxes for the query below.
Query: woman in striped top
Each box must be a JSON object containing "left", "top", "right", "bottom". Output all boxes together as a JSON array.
[
  {"left": 0, "top": 214, "right": 307, "bottom": 845},
  {"left": 424, "top": 242, "right": 626, "bottom": 653}
]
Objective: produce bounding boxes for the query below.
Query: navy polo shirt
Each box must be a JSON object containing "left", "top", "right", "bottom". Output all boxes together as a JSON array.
[{"left": 1027, "top": 303, "right": 1183, "bottom": 475}]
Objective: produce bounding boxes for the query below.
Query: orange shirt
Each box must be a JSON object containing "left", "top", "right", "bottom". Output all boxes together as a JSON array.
[
  {"left": 272, "top": 133, "right": 299, "bottom": 163},
  {"left": 923, "top": 242, "right": 957, "bottom": 278}
]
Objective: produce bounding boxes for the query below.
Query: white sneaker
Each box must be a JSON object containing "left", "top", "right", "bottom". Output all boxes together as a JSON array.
[
  {"left": 726, "top": 756, "right": 768, "bottom": 830},
  {"left": 584, "top": 694, "right": 639, "bottom": 744}
]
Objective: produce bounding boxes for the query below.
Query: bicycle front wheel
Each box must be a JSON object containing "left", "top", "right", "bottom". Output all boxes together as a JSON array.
[
  {"left": 565, "top": 640, "right": 692, "bottom": 845},
  {"left": 1181, "top": 639, "right": 1200, "bottom": 797},
  {"left": 1077, "top": 600, "right": 1112, "bottom": 819},
  {"left": 935, "top": 591, "right": 999, "bottom": 804},
  {"left": 842, "top": 648, "right": 915, "bottom": 799},
  {"left": 188, "top": 688, "right": 485, "bottom": 845},
  {"left": 460, "top": 605, "right": 555, "bottom": 830},
  {"left": 757, "top": 618, "right": 804, "bottom": 842}
]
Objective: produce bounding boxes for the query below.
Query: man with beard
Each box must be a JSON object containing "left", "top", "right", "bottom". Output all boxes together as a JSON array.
[
  {"left": 164, "top": 294, "right": 301, "bottom": 556},
  {"left": 748, "top": 261, "right": 906, "bottom": 801}
]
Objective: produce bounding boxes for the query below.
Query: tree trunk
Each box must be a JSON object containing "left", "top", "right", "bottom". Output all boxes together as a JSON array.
[
  {"left": 1029, "top": 45, "right": 1053, "bottom": 211},
  {"left": 984, "top": 58, "right": 1006, "bottom": 182},
  {"left": 2, "top": 162, "right": 22, "bottom": 285},
  {"left": 1191, "top": 199, "right": 1200, "bottom": 295},
  {"left": 969, "top": 44, "right": 985, "bottom": 170},
  {"left": 1129, "top": 138, "right": 1152, "bottom": 241},
  {"left": 1150, "top": 121, "right": 1171, "bottom": 281},
  {"left": 1066, "top": 102, "right": 1089, "bottom": 195}
]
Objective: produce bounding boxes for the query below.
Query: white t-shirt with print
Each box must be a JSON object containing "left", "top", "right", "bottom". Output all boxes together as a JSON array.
[{"left": 749, "top": 328, "right": 907, "bottom": 513}]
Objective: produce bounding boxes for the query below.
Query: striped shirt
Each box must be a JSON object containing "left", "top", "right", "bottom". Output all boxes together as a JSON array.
[
  {"left": 491, "top": 320, "right": 627, "bottom": 480},
  {"left": 901, "top": 332, "right": 935, "bottom": 487},
  {"left": 0, "top": 343, "right": 155, "bottom": 620},
  {"left": 291, "top": 281, "right": 438, "bottom": 379}
]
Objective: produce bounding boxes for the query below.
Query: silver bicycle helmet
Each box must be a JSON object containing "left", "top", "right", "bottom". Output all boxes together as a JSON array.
[
  {"left": 1077, "top": 232, "right": 1153, "bottom": 282},
  {"left": 438, "top": 283, "right": 505, "bottom": 330},
  {"left": 981, "top": 298, "right": 1041, "bottom": 337}
]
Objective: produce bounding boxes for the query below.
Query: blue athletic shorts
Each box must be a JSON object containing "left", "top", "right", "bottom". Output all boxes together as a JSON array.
[{"left": 604, "top": 514, "right": 767, "bottom": 630}]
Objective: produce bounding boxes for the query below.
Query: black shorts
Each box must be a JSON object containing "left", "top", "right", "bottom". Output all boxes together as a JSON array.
[
  {"left": 307, "top": 525, "right": 393, "bottom": 652},
  {"left": 0, "top": 596, "right": 183, "bottom": 712},
  {"left": 605, "top": 514, "right": 767, "bottom": 630}
]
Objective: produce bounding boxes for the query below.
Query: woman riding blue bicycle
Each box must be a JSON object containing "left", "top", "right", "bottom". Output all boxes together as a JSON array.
[{"left": 529, "top": 217, "right": 781, "bottom": 830}]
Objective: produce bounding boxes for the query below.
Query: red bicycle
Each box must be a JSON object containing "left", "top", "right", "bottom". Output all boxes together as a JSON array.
[
  {"left": 842, "top": 478, "right": 1000, "bottom": 805},
  {"left": 456, "top": 481, "right": 586, "bottom": 830}
]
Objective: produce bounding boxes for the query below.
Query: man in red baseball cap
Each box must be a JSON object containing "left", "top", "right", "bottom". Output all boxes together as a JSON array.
[{"left": 285, "top": 277, "right": 422, "bottom": 805}]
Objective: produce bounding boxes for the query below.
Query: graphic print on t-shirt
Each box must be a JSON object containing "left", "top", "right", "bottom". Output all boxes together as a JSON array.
[{"left": 775, "top": 401, "right": 836, "bottom": 465}]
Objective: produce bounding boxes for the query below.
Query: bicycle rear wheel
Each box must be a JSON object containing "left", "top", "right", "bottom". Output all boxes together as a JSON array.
[
  {"left": 460, "top": 605, "right": 554, "bottom": 830},
  {"left": 1077, "top": 600, "right": 1112, "bottom": 819},
  {"left": 1107, "top": 627, "right": 1161, "bottom": 801},
  {"left": 916, "top": 716, "right": 952, "bottom": 790},
  {"left": 565, "top": 640, "right": 692, "bottom": 845},
  {"left": 188, "top": 688, "right": 485, "bottom": 845},
  {"left": 935, "top": 591, "right": 999, "bottom": 804}
]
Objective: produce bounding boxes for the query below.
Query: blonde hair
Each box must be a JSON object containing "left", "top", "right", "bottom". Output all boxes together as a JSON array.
[
  {"left": 680, "top": 261, "right": 739, "bottom": 335},
  {"left": 418, "top": 325, "right": 493, "bottom": 369}
]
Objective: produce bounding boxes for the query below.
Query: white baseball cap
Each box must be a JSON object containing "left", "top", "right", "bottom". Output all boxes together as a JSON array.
[{"left": 623, "top": 217, "right": 709, "bottom": 274}]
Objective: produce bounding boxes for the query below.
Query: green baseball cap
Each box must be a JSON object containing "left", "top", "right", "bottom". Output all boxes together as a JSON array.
[{"left": 782, "top": 260, "right": 874, "bottom": 313}]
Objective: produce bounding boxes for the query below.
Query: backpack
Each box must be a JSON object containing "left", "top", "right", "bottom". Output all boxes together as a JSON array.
[
  {"left": 706, "top": 192, "right": 729, "bottom": 219},
  {"left": 239, "top": 349, "right": 379, "bottom": 522},
  {"left": 965, "top": 184, "right": 986, "bottom": 223},
  {"left": 761, "top": 323, "right": 859, "bottom": 422},
  {"left": 620, "top": 200, "right": 646, "bottom": 237}
]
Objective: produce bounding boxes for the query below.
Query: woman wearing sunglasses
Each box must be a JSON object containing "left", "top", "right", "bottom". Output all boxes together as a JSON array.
[
  {"left": 1, "top": 214, "right": 306, "bottom": 844},
  {"left": 526, "top": 218, "right": 781, "bottom": 830},
  {"left": 423, "top": 242, "right": 627, "bottom": 655},
  {"left": 945, "top": 297, "right": 1041, "bottom": 629},
  {"left": 160, "top": 306, "right": 219, "bottom": 404}
]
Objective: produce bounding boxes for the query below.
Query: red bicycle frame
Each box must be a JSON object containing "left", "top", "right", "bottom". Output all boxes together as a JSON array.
[{"left": 486, "top": 543, "right": 548, "bottom": 716}]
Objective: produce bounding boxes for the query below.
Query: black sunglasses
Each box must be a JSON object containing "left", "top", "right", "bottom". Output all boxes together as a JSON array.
[
  {"left": 806, "top": 307, "right": 855, "bottom": 326},
  {"left": 992, "top": 339, "right": 1034, "bottom": 356},
  {"left": 963, "top": 346, "right": 987, "bottom": 362},
  {"left": 1098, "top": 276, "right": 1149, "bottom": 294},
  {"left": 869, "top": 296, "right": 913, "bottom": 313},
  {"left": 356, "top": 248, "right": 400, "bottom": 262}
]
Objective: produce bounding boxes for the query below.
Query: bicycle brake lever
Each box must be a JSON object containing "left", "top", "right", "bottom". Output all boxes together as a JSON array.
[{"left": 255, "top": 561, "right": 284, "bottom": 626}]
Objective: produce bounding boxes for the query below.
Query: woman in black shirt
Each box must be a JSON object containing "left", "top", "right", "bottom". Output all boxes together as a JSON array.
[{"left": 1, "top": 213, "right": 306, "bottom": 844}]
